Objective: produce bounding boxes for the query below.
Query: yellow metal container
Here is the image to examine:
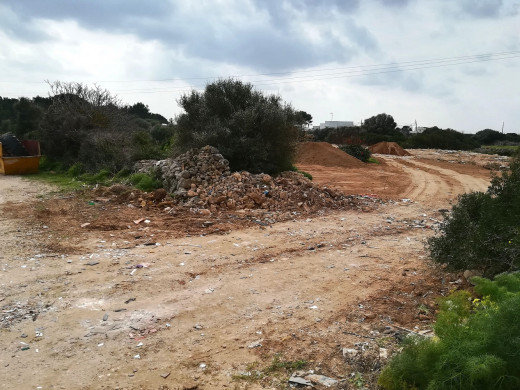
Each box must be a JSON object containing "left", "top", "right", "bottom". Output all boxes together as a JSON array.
[{"left": 0, "top": 140, "right": 41, "bottom": 175}]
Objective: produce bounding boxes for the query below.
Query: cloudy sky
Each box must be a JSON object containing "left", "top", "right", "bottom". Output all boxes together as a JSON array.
[{"left": 1, "top": 0, "right": 519, "bottom": 133}]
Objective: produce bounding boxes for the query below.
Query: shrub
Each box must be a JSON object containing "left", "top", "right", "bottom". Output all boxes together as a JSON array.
[
  {"left": 402, "top": 127, "right": 479, "bottom": 150},
  {"left": 428, "top": 152, "right": 520, "bottom": 277},
  {"left": 379, "top": 273, "right": 520, "bottom": 390},
  {"left": 174, "top": 78, "right": 299, "bottom": 174},
  {"left": 128, "top": 173, "right": 161, "bottom": 192},
  {"left": 339, "top": 144, "right": 371, "bottom": 162},
  {"left": 288, "top": 165, "right": 312, "bottom": 180},
  {"left": 39, "top": 82, "right": 165, "bottom": 173}
]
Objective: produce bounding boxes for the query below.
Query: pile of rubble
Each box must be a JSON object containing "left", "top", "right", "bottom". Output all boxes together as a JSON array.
[
  {"left": 134, "top": 146, "right": 370, "bottom": 214},
  {"left": 135, "top": 145, "right": 230, "bottom": 196}
]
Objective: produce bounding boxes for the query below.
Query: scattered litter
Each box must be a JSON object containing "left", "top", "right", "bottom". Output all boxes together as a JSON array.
[
  {"left": 98, "top": 343, "right": 104, "bottom": 347},
  {"left": 86, "top": 261, "right": 99, "bottom": 266},
  {"left": 199, "top": 363, "right": 206, "bottom": 369},
  {"left": 248, "top": 340, "right": 263, "bottom": 348},
  {"left": 102, "top": 313, "right": 109, "bottom": 321},
  {"left": 124, "top": 298, "right": 136, "bottom": 304},
  {"left": 306, "top": 374, "right": 338, "bottom": 387},
  {"left": 204, "top": 288, "right": 215, "bottom": 294},
  {"left": 130, "top": 269, "right": 137, "bottom": 276},
  {"left": 160, "top": 372, "right": 170, "bottom": 379},
  {"left": 80, "top": 223, "right": 90, "bottom": 228},
  {"left": 309, "top": 305, "right": 318, "bottom": 310},
  {"left": 343, "top": 348, "right": 358, "bottom": 357},
  {"left": 288, "top": 376, "right": 313, "bottom": 386},
  {"left": 134, "top": 354, "right": 140, "bottom": 359}
]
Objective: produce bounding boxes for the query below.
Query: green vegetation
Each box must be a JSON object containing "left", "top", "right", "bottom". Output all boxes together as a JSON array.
[
  {"left": 127, "top": 173, "right": 162, "bottom": 192},
  {"left": 402, "top": 127, "right": 479, "bottom": 150},
  {"left": 1, "top": 83, "right": 173, "bottom": 174},
  {"left": 28, "top": 166, "right": 160, "bottom": 193},
  {"left": 289, "top": 165, "right": 313, "bottom": 180},
  {"left": 339, "top": 144, "right": 372, "bottom": 162},
  {"left": 232, "top": 354, "right": 307, "bottom": 383},
  {"left": 175, "top": 78, "right": 300, "bottom": 174},
  {"left": 428, "top": 152, "right": 520, "bottom": 277},
  {"left": 475, "top": 145, "right": 519, "bottom": 157},
  {"left": 379, "top": 273, "right": 520, "bottom": 390}
]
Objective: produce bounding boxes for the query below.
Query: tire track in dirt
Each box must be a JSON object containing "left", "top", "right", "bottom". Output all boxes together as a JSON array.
[
  {"left": 383, "top": 158, "right": 452, "bottom": 204},
  {"left": 382, "top": 157, "right": 490, "bottom": 205},
  {"left": 406, "top": 159, "right": 489, "bottom": 195}
]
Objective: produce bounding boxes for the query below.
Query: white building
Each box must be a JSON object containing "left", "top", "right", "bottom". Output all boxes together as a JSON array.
[{"left": 314, "top": 120, "right": 354, "bottom": 130}]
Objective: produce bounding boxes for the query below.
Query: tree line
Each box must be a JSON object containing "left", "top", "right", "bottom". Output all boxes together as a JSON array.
[{"left": 1, "top": 80, "right": 518, "bottom": 176}]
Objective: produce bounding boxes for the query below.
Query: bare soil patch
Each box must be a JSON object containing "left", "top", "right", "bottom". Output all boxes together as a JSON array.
[{"left": 0, "top": 149, "right": 505, "bottom": 389}]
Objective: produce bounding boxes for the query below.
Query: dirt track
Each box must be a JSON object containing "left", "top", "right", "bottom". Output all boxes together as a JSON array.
[{"left": 0, "top": 150, "right": 503, "bottom": 389}]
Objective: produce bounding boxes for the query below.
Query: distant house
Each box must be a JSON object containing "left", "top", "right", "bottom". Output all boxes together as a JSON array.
[{"left": 313, "top": 120, "right": 354, "bottom": 130}]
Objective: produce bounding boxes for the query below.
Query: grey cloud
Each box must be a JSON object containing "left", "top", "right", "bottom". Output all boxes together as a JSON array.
[
  {"left": 3, "top": 0, "right": 171, "bottom": 29},
  {"left": 1, "top": 0, "right": 379, "bottom": 73},
  {"left": 356, "top": 66, "right": 425, "bottom": 93},
  {"left": 456, "top": 0, "right": 519, "bottom": 18},
  {"left": 376, "top": 0, "right": 412, "bottom": 8},
  {"left": 0, "top": 4, "right": 51, "bottom": 42}
]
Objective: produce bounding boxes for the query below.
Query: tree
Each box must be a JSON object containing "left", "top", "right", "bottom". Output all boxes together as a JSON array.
[
  {"left": 474, "top": 129, "right": 506, "bottom": 145},
  {"left": 39, "top": 81, "right": 162, "bottom": 172},
  {"left": 295, "top": 110, "right": 313, "bottom": 128},
  {"left": 13, "top": 97, "right": 43, "bottom": 138},
  {"left": 175, "top": 78, "right": 299, "bottom": 174},
  {"left": 362, "top": 113, "right": 397, "bottom": 134}
]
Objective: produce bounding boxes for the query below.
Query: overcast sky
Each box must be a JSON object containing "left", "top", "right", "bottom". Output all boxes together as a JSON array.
[{"left": 1, "top": 0, "right": 519, "bottom": 133}]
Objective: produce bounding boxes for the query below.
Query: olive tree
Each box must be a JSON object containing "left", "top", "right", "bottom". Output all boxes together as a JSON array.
[{"left": 174, "top": 79, "right": 300, "bottom": 174}]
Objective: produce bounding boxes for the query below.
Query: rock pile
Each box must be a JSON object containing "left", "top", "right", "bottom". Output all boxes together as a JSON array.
[
  {"left": 135, "top": 146, "right": 363, "bottom": 214},
  {"left": 181, "top": 170, "right": 354, "bottom": 213},
  {"left": 135, "top": 145, "right": 231, "bottom": 196}
]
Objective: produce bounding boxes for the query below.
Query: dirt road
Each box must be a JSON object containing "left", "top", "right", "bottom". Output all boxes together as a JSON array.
[{"left": 0, "top": 150, "right": 501, "bottom": 389}]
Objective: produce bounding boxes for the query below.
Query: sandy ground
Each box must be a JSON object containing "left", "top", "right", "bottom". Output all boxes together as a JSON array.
[{"left": 0, "top": 149, "right": 505, "bottom": 389}]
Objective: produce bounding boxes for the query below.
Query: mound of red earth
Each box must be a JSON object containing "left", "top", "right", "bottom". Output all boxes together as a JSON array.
[
  {"left": 368, "top": 141, "right": 411, "bottom": 156},
  {"left": 295, "top": 142, "right": 365, "bottom": 168}
]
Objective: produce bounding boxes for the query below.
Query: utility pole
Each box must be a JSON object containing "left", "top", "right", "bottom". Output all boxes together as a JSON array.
[
  {"left": 330, "top": 112, "right": 334, "bottom": 121},
  {"left": 415, "top": 120, "right": 418, "bottom": 133},
  {"left": 502, "top": 121, "right": 505, "bottom": 134}
]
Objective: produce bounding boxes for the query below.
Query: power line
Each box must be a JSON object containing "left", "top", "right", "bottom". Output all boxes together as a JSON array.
[
  {"left": 112, "top": 51, "right": 520, "bottom": 94},
  {"left": 1, "top": 50, "right": 518, "bottom": 96}
]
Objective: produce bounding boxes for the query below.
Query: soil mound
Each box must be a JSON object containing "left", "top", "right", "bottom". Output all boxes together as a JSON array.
[
  {"left": 296, "top": 142, "right": 365, "bottom": 168},
  {"left": 369, "top": 141, "right": 411, "bottom": 156}
]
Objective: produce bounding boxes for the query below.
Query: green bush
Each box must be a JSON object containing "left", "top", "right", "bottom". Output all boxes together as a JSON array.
[
  {"left": 174, "top": 78, "right": 299, "bottom": 174},
  {"left": 339, "top": 144, "right": 371, "bottom": 162},
  {"left": 128, "top": 173, "right": 161, "bottom": 192},
  {"left": 379, "top": 273, "right": 520, "bottom": 390},
  {"left": 288, "top": 165, "right": 312, "bottom": 180},
  {"left": 428, "top": 152, "right": 520, "bottom": 277},
  {"left": 402, "top": 127, "right": 479, "bottom": 150}
]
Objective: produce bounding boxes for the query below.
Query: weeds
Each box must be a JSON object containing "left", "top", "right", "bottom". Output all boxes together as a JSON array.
[
  {"left": 232, "top": 354, "right": 307, "bottom": 386},
  {"left": 379, "top": 273, "right": 520, "bottom": 389}
]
